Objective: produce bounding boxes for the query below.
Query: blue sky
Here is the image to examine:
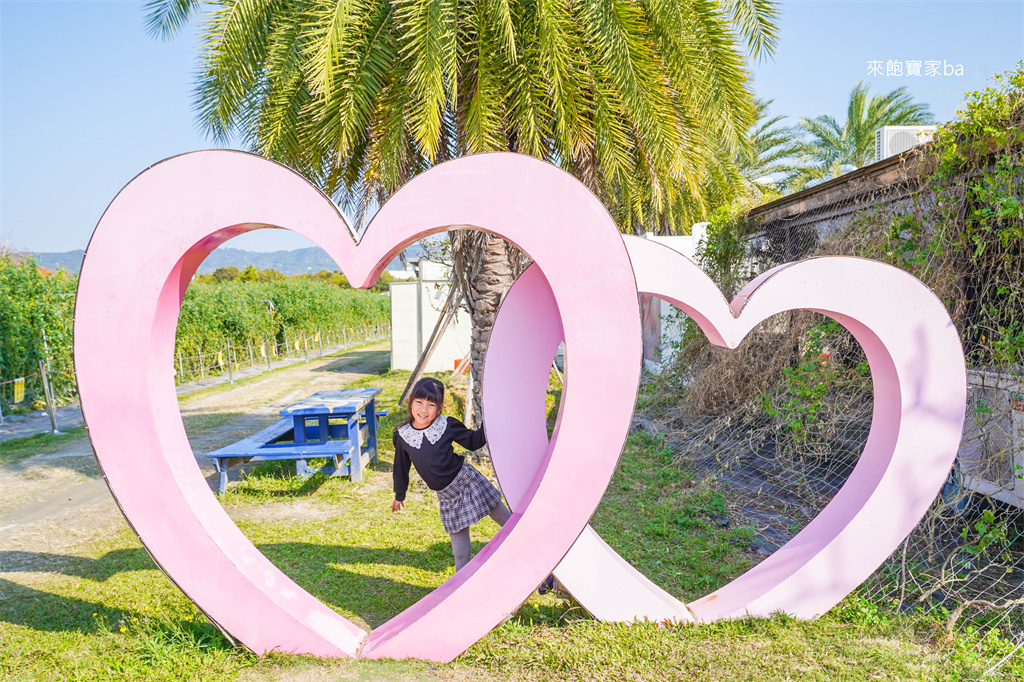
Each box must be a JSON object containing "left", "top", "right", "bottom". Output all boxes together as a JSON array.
[{"left": 2, "top": 0, "right": 1022, "bottom": 254}]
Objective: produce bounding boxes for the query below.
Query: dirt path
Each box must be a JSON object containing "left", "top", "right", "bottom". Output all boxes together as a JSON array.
[{"left": 0, "top": 344, "right": 391, "bottom": 563}]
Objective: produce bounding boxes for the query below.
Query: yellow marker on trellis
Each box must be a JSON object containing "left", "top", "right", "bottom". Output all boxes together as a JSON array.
[
  {"left": 217, "top": 351, "right": 224, "bottom": 366},
  {"left": 260, "top": 343, "right": 266, "bottom": 358},
  {"left": 13, "top": 378, "right": 25, "bottom": 403},
  {"left": 294, "top": 339, "right": 300, "bottom": 351},
  {"left": 313, "top": 331, "right": 321, "bottom": 344}
]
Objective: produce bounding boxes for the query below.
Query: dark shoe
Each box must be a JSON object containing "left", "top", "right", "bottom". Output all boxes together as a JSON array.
[{"left": 537, "top": 574, "right": 555, "bottom": 595}]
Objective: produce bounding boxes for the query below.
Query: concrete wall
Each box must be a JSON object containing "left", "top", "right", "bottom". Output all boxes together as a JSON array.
[
  {"left": 390, "top": 279, "right": 472, "bottom": 372},
  {"left": 640, "top": 226, "right": 708, "bottom": 373}
]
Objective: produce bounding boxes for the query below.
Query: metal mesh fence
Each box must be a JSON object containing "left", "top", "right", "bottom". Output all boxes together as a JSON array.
[
  {"left": 0, "top": 372, "right": 45, "bottom": 421},
  {"left": 0, "top": 323, "right": 390, "bottom": 418},
  {"left": 172, "top": 323, "right": 388, "bottom": 384}
]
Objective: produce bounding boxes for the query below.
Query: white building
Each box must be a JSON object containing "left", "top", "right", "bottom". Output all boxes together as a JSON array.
[
  {"left": 639, "top": 224, "right": 708, "bottom": 374},
  {"left": 389, "top": 259, "right": 472, "bottom": 372}
]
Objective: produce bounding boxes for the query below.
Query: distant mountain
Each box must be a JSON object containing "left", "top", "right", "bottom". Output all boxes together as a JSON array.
[
  {"left": 32, "top": 243, "right": 423, "bottom": 276},
  {"left": 33, "top": 250, "right": 84, "bottom": 274},
  {"left": 195, "top": 246, "right": 344, "bottom": 275}
]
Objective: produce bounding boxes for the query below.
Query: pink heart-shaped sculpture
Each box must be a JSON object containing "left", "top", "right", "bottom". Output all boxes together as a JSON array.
[
  {"left": 485, "top": 236, "right": 966, "bottom": 622},
  {"left": 74, "top": 151, "right": 642, "bottom": 661}
]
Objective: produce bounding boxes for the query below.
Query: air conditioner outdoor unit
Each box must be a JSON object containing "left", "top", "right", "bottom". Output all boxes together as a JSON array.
[
  {"left": 956, "top": 369, "right": 1024, "bottom": 509},
  {"left": 874, "top": 126, "right": 937, "bottom": 162}
]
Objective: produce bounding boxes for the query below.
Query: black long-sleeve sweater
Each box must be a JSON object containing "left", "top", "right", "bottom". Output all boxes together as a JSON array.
[{"left": 392, "top": 416, "right": 486, "bottom": 501}]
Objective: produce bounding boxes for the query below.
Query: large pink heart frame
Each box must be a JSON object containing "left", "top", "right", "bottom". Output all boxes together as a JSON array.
[
  {"left": 485, "top": 239, "right": 967, "bottom": 623},
  {"left": 74, "top": 149, "right": 967, "bottom": 663},
  {"left": 74, "top": 151, "right": 642, "bottom": 662}
]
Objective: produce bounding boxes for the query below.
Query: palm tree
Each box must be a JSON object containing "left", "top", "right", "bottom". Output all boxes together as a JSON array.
[
  {"left": 736, "top": 98, "right": 804, "bottom": 195},
  {"left": 145, "top": 0, "right": 779, "bottom": 422},
  {"left": 789, "top": 82, "right": 934, "bottom": 191}
]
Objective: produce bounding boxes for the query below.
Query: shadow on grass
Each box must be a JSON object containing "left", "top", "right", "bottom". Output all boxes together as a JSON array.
[
  {"left": 1, "top": 540, "right": 466, "bottom": 631},
  {"left": 0, "top": 547, "right": 155, "bottom": 580},
  {"left": 502, "top": 600, "right": 588, "bottom": 628},
  {"left": 229, "top": 468, "right": 332, "bottom": 497},
  {"left": 0, "top": 577, "right": 138, "bottom": 633},
  {"left": 365, "top": 458, "right": 393, "bottom": 474},
  {"left": 257, "top": 540, "right": 461, "bottom": 627},
  {"left": 0, "top": 577, "right": 240, "bottom": 662},
  {"left": 230, "top": 450, "right": 397, "bottom": 498},
  {"left": 0, "top": 426, "right": 91, "bottom": 467}
]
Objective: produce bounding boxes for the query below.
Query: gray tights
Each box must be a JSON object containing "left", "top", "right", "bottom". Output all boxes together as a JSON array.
[{"left": 450, "top": 503, "right": 513, "bottom": 571}]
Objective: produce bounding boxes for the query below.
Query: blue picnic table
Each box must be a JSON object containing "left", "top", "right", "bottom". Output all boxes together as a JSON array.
[{"left": 207, "top": 387, "right": 387, "bottom": 495}]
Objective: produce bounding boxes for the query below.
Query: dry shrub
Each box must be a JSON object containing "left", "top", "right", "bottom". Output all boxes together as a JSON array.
[{"left": 675, "top": 324, "right": 794, "bottom": 418}]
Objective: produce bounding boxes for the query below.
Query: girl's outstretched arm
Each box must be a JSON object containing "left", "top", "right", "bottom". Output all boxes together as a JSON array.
[{"left": 449, "top": 417, "right": 486, "bottom": 451}]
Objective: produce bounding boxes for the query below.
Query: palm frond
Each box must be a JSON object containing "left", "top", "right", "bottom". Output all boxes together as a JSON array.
[
  {"left": 485, "top": 0, "right": 519, "bottom": 61},
  {"left": 794, "top": 81, "right": 935, "bottom": 178},
  {"left": 144, "top": 0, "right": 202, "bottom": 40},
  {"left": 173, "top": 0, "right": 780, "bottom": 236},
  {"left": 304, "top": 0, "right": 360, "bottom": 100},
  {"left": 720, "top": 0, "right": 780, "bottom": 60},
  {"left": 193, "top": 0, "right": 282, "bottom": 142},
  {"left": 395, "top": 0, "right": 458, "bottom": 160}
]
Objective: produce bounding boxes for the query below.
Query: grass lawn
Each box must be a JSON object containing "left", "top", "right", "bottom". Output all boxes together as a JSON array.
[
  {"left": 0, "top": 426, "right": 88, "bottom": 466},
  {"left": 1, "top": 368, "right": 1022, "bottom": 681}
]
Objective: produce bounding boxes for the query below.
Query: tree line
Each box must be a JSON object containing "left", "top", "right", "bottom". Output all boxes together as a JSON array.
[
  {"left": 196, "top": 264, "right": 395, "bottom": 293},
  {"left": 0, "top": 252, "right": 390, "bottom": 411}
]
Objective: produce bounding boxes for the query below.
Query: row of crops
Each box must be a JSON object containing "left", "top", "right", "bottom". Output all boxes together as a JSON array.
[{"left": 0, "top": 255, "right": 390, "bottom": 412}]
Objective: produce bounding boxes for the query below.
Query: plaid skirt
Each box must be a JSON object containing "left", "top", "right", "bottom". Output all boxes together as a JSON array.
[{"left": 436, "top": 461, "right": 503, "bottom": 534}]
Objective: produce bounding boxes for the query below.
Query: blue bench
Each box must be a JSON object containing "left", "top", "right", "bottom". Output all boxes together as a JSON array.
[{"left": 207, "top": 388, "right": 387, "bottom": 495}]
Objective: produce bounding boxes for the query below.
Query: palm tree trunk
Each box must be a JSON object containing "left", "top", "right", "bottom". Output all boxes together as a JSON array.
[
  {"left": 448, "top": 225, "right": 529, "bottom": 437},
  {"left": 466, "top": 233, "right": 515, "bottom": 430}
]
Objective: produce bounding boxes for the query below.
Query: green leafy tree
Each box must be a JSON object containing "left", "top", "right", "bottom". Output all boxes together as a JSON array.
[
  {"left": 371, "top": 270, "right": 395, "bottom": 294},
  {"left": 309, "top": 269, "right": 349, "bottom": 287},
  {"left": 146, "top": 0, "right": 779, "bottom": 421},
  {"left": 789, "top": 82, "right": 935, "bottom": 191},
  {"left": 258, "top": 268, "right": 286, "bottom": 282},
  {"left": 211, "top": 265, "right": 240, "bottom": 282},
  {"left": 239, "top": 265, "right": 260, "bottom": 282}
]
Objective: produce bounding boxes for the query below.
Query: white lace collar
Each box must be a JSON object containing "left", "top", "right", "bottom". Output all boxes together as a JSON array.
[{"left": 398, "top": 415, "right": 448, "bottom": 449}]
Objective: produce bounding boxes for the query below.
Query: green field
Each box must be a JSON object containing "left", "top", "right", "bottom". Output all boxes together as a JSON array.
[{"left": 1, "top": 368, "right": 1021, "bottom": 681}]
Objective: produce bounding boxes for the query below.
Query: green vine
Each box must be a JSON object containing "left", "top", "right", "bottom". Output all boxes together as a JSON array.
[
  {"left": 762, "top": 318, "right": 869, "bottom": 445},
  {"left": 927, "top": 63, "right": 1024, "bottom": 367},
  {"left": 960, "top": 508, "right": 1009, "bottom": 558},
  {"left": 695, "top": 202, "right": 755, "bottom": 299}
]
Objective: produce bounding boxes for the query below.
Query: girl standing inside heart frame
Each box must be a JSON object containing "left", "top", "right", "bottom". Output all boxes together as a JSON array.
[
  {"left": 391, "top": 377, "right": 514, "bottom": 572},
  {"left": 76, "top": 150, "right": 647, "bottom": 661}
]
